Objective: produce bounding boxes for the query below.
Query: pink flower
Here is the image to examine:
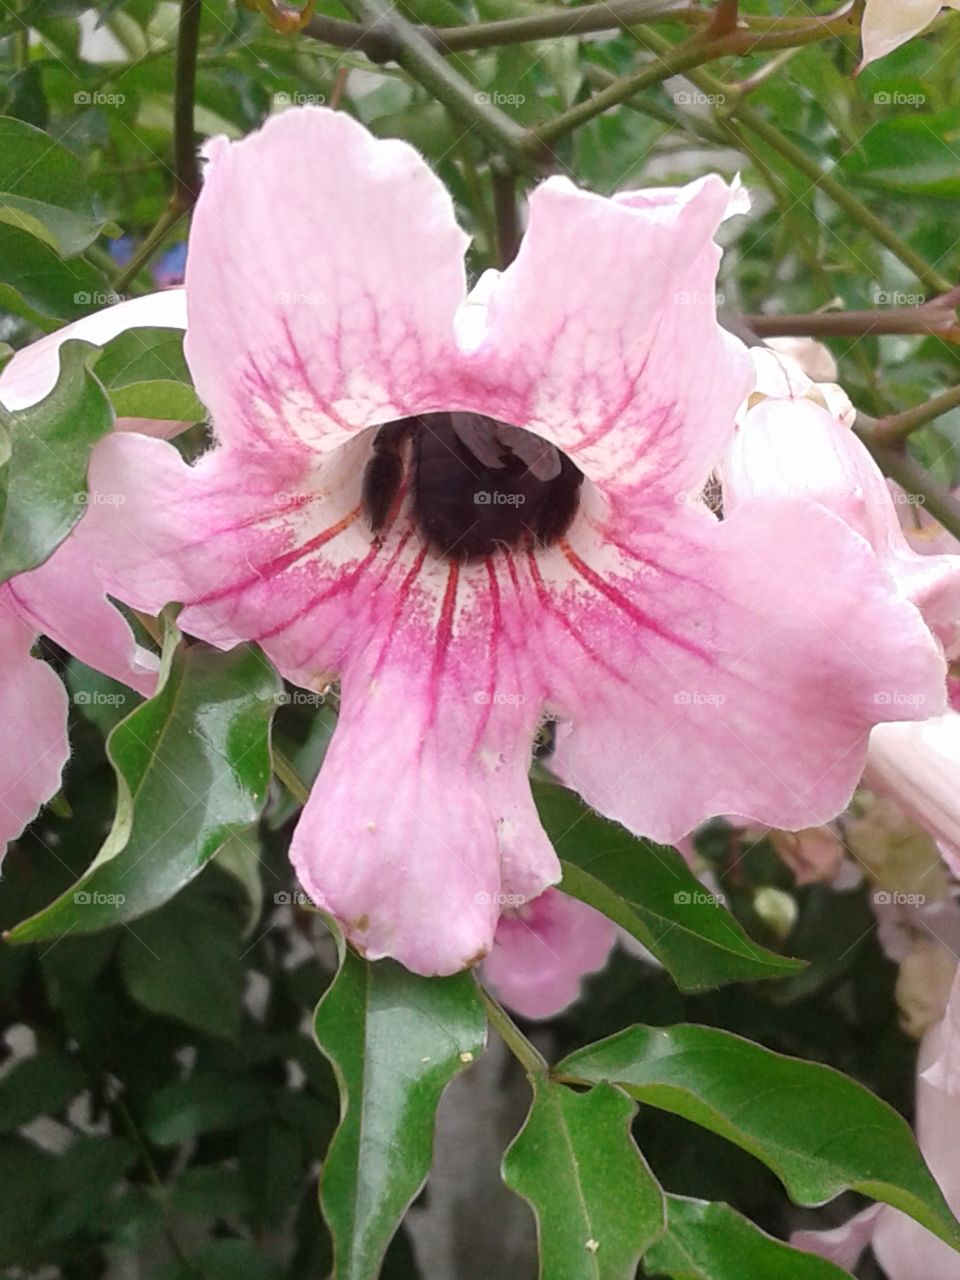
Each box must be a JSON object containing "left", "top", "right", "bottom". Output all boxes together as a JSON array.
[
  {"left": 865, "top": 713, "right": 960, "bottom": 876},
  {"left": 482, "top": 889, "right": 615, "bottom": 1019},
  {"left": 84, "top": 107, "right": 948, "bottom": 975},
  {"left": 724, "top": 396, "right": 960, "bottom": 648},
  {"left": 794, "top": 964, "right": 960, "bottom": 1276},
  {"left": 860, "top": 0, "right": 960, "bottom": 69},
  {"left": 0, "top": 295, "right": 182, "bottom": 855}
]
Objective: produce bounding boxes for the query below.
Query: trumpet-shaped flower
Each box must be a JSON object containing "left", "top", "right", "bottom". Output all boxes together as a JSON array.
[
  {"left": 83, "top": 107, "right": 949, "bottom": 975},
  {"left": 0, "top": 294, "right": 182, "bottom": 854}
]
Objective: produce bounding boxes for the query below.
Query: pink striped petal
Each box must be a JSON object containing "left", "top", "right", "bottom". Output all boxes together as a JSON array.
[
  {"left": 459, "top": 174, "right": 753, "bottom": 500},
  {"left": 184, "top": 107, "right": 468, "bottom": 453}
]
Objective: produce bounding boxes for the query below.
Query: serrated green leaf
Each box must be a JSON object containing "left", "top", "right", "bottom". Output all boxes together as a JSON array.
[
  {"left": 0, "top": 116, "right": 115, "bottom": 256},
  {"left": 6, "top": 618, "right": 280, "bottom": 942},
  {"left": 644, "top": 1196, "right": 855, "bottom": 1279},
  {"left": 558, "top": 1024, "right": 960, "bottom": 1253},
  {"left": 313, "top": 938, "right": 487, "bottom": 1280},
  {"left": 0, "top": 338, "right": 113, "bottom": 582},
  {"left": 96, "top": 326, "right": 204, "bottom": 422},
  {"left": 536, "top": 784, "right": 802, "bottom": 992},
  {"left": 503, "top": 1079, "right": 665, "bottom": 1280}
]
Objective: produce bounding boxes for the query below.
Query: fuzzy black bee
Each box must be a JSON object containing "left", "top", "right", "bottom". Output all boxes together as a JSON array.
[{"left": 361, "top": 411, "right": 584, "bottom": 561}]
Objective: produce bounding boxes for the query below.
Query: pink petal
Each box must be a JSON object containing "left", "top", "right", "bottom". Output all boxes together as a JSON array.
[
  {"left": 725, "top": 398, "right": 960, "bottom": 640},
  {"left": 459, "top": 174, "right": 753, "bottom": 499},
  {"left": 792, "top": 1204, "right": 884, "bottom": 1270},
  {"left": 85, "top": 432, "right": 378, "bottom": 677},
  {"left": 288, "top": 559, "right": 561, "bottom": 976},
  {"left": 860, "top": 0, "right": 958, "bottom": 69},
  {"left": 7, "top": 532, "right": 157, "bottom": 696},
  {"left": 184, "top": 106, "right": 469, "bottom": 453},
  {"left": 865, "top": 713, "right": 960, "bottom": 876},
  {"left": 0, "top": 598, "right": 69, "bottom": 855},
  {"left": 871, "top": 1008, "right": 960, "bottom": 1278},
  {"left": 539, "top": 498, "right": 947, "bottom": 843},
  {"left": 481, "top": 889, "right": 615, "bottom": 1019},
  {"left": 0, "top": 289, "right": 186, "bottom": 413}
]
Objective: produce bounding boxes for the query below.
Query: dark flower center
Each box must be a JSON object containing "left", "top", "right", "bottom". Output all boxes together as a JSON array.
[{"left": 362, "top": 412, "right": 584, "bottom": 561}]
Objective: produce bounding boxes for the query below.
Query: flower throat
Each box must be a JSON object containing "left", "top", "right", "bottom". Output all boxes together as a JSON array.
[{"left": 362, "top": 412, "right": 584, "bottom": 561}]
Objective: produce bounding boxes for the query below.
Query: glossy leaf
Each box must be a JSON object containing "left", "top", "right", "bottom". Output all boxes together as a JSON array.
[
  {"left": 536, "top": 784, "right": 802, "bottom": 991},
  {"left": 0, "top": 339, "right": 113, "bottom": 582},
  {"left": 313, "top": 938, "right": 487, "bottom": 1280},
  {"left": 558, "top": 1024, "right": 960, "bottom": 1253},
  {"left": 644, "top": 1196, "right": 855, "bottom": 1279},
  {"left": 6, "top": 619, "right": 280, "bottom": 942},
  {"left": 0, "top": 116, "right": 116, "bottom": 255},
  {"left": 0, "top": 224, "right": 111, "bottom": 324},
  {"left": 503, "top": 1079, "right": 665, "bottom": 1280},
  {"left": 96, "top": 326, "right": 204, "bottom": 422}
]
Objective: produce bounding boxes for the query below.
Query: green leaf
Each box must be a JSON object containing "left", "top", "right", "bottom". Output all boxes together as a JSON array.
[
  {"left": 145, "top": 1074, "right": 268, "bottom": 1146},
  {"left": 0, "top": 1052, "right": 86, "bottom": 1132},
  {"left": 503, "top": 1079, "right": 665, "bottom": 1280},
  {"left": 154, "top": 1238, "right": 284, "bottom": 1280},
  {"left": 0, "top": 116, "right": 116, "bottom": 256},
  {"left": 118, "top": 885, "right": 245, "bottom": 1037},
  {"left": 170, "top": 1164, "right": 251, "bottom": 1219},
  {"left": 0, "top": 224, "right": 112, "bottom": 324},
  {"left": 313, "top": 937, "right": 487, "bottom": 1280},
  {"left": 644, "top": 1196, "right": 855, "bottom": 1279},
  {"left": 536, "top": 784, "right": 802, "bottom": 991},
  {"left": 214, "top": 830, "right": 264, "bottom": 936},
  {"left": 6, "top": 619, "right": 281, "bottom": 942},
  {"left": 96, "top": 326, "right": 204, "bottom": 422},
  {"left": 558, "top": 1024, "right": 960, "bottom": 1253},
  {"left": 0, "top": 339, "right": 113, "bottom": 582}
]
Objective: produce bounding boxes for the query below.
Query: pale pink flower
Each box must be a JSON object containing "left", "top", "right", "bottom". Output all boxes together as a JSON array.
[
  {"left": 794, "top": 963, "right": 960, "bottom": 1276},
  {"left": 83, "top": 107, "right": 949, "bottom": 975},
  {"left": 724, "top": 397, "right": 960, "bottom": 647},
  {"left": 866, "top": 713, "right": 960, "bottom": 876},
  {"left": 0, "top": 295, "right": 182, "bottom": 854},
  {"left": 482, "top": 889, "right": 615, "bottom": 1019},
  {"left": 860, "top": 0, "right": 960, "bottom": 69}
]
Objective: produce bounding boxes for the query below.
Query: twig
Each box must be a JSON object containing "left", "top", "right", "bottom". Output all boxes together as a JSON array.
[
  {"left": 338, "top": 0, "right": 539, "bottom": 171},
  {"left": 303, "top": 0, "right": 703, "bottom": 59},
  {"left": 874, "top": 383, "right": 960, "bottom": 445},
  {"left": 854, "top": 418, "right": 960, "bottom": 541},
  {"left": 113, "top": 0, "right": 202, "bottom": 293},
  {"left": 632, "top": 25, "right": 952, "bottom": 297},
  {"left": 477, "top": 980, "right": 549, "bottom": 1076},
  {"left": 534, "top": 4, "right": 857, "bottom": 148},
  {"left": 491, "top": 166, "right": 522, "bottom": 267},
  {"left": 745, "top": 290, "right": 960, "bottom": 343}
]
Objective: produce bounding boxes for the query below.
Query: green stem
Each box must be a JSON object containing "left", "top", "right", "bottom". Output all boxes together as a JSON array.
[
  {"left": 478, "top": 982, "right": 550, "bottom": 1076},
  {"left": 339, "top": 0, "right": 538, "bottom": 170},
  {"left": 536, "top": 5, "right": 857, "bottom": 146},
  {"left": 874, "top": 383, "right": 960, "bottom": 444},
  {"left": 112, "top": 0, "right": 201, "bottom": 293},
  {"left": 273, "top": 747, "right": 311, "bottom": 806},
  {"left": 854, "top": 421, "right": 960, "bottom": 541},
  {"left": 303, "top": 1, "right": 703, "bottom": 58},
  {"left": 635, "top": 26, "right": 951, "bottom": 297},
  {"left": 112, "top": 201, "right": 188, "bottom": 294}
]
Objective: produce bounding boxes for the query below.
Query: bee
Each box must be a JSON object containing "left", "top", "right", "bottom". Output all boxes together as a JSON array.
[{"left": 362, "top": 412, "right": 583, "bottom": 560}]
